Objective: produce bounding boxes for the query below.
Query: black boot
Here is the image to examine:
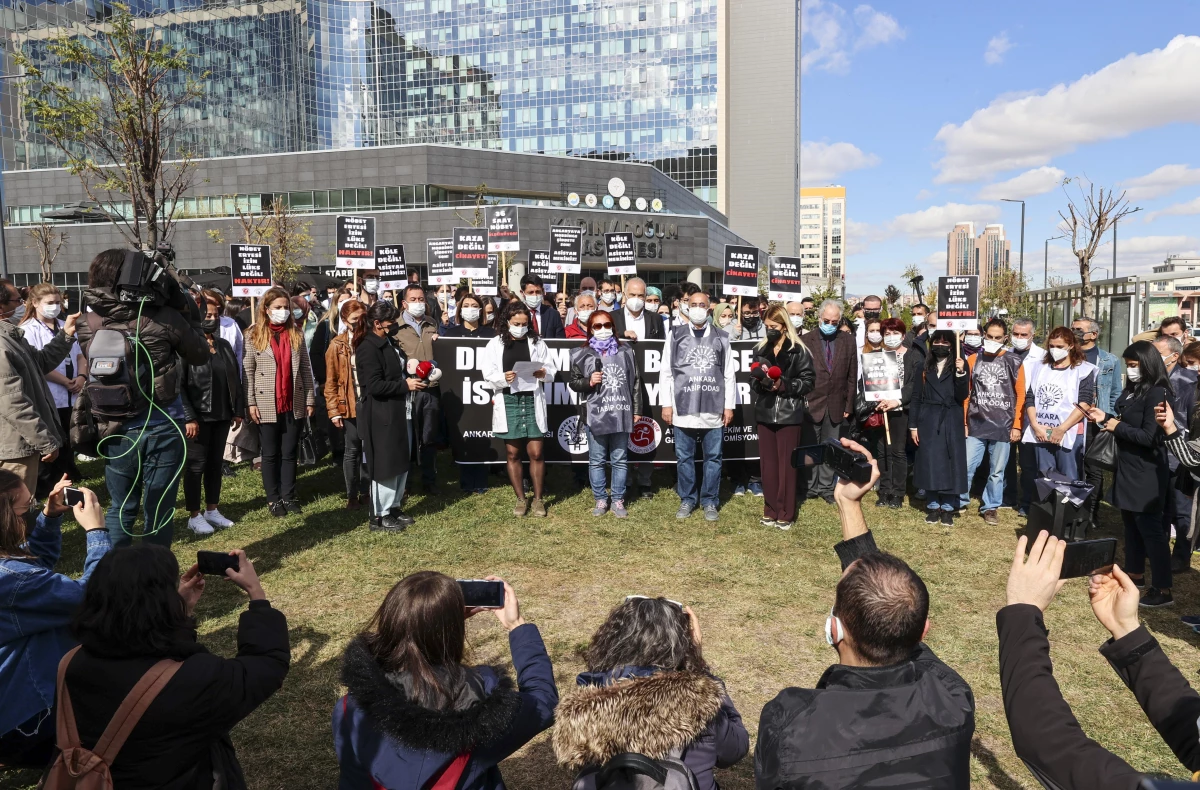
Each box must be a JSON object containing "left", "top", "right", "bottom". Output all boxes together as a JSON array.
[
  {"left": 370, "top": 514, "right": 408, "bottom": 532},
  {"left": 388, "top": 508, "right": 416, "bottom": 527}
]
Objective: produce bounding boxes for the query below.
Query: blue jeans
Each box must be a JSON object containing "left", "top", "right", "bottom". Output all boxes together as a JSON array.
[
  {"left": 371, "top": 472, "right": 409, "bottom": 516},
  {"left": 674, "top": 426, "right": 722, "bottom": 508},
  {"left": 1033, "top": 441, "right": 1084, "bottom": 481},
  {"left": 927, "top": 492, "right": 957, "bottom": 512},
  {"left": 586, "top": 427, "right": 628, "bottom": 502},
  {"left": 103, "top": 419, "right": 186, "bottom": 548},
  {"left": 962, "top": 437, "right": 1011, "bottom": 512}
]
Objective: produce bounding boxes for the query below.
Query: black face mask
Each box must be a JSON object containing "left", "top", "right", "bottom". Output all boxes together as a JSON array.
[
  {"left": 743, "top": 316, "right": 761, "bottom": 330},
  {"left": 864, "top": 310, "right": 881, "bottom": 321},
  {"left": 201, "top": 318, "right": 219, "bottom": 335},
  {"left": 385, "top": 322, "right": 400, "bottom": 337},
  {"left": 930, "top": 344, "right": 951, "bottom": 358},
  {"left": 766, "top": 328, "right": 783, "bottom": 343}
]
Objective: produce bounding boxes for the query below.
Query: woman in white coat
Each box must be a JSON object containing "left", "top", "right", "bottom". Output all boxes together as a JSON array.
[{"left": 481, "top": 302, "right": 550, "bottom": 517}]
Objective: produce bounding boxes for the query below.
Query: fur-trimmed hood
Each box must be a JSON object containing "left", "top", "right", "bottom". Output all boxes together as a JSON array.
[
  {"left": 552, "top": 669, "right": 724, "bottom": 771},
  {"left": 340, "top": 636, "right": 523, "bottom": 755}
]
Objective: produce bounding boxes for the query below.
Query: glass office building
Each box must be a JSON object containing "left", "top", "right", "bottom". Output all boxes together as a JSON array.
[{"left": 2, "top": 0, "right": 719, "bottom": 204}]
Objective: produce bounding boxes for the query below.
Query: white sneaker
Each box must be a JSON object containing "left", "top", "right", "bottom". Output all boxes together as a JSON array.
[
  {"left": 76, "top": 453, "right": 96, "bottom": 462},
  {"left": 203, "top": 508, "right": 235, "bottom": 529},
  {"left": 187, "top": 515, "right": 215, "bottom": 536}
]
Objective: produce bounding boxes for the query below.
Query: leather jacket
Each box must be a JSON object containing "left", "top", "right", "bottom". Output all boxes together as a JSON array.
[
  {"left": 750, "top": 339, "right": 816, "bottom": 426},
  {"left": 180, "top": 337, "right": 246, "bottom": 421}
]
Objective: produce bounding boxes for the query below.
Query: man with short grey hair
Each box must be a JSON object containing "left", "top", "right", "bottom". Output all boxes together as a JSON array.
[
  {"left": 1004, "top": 317, "right": 1043, "bottom": 512},
  {"left": 1073, "top": 315, "right": 1121, "bottom": 522},
  {"left": 800, "top": 299, "right": 859, "bottom": 504}
]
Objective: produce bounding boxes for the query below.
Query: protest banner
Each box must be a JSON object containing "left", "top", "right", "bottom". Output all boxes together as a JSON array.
[
  {"left": 549, "top": 225, "right": 584, "bottom": 273},
  {"left": 335, "top": 215, "right": 375, "bottom": 269},
  {"left": 230, "top": 244, "right": 272, "bottom": 297},
  {"left": 861, "top": 351, "right": 902, "bottom": 402},
  {"left": 435, "top": 338, "right": 761, "bottom": 463},
  {"left": 604, "top": 232, "right": 637, "bottom": 276},
  {"left": 375, "top": 245, "right": 407, "bottom": 292},
  {"left": 722, "top": 245, "right": 760, "bottom": 297},
  {"left": 528, "top": 250, "right": 555, "bottom": 292},
  {"left": 486, "top": 206, "right": 520, "bottom": 251},
  {"left": 768, "top": 256, "right": 805, "bottom": 302},
  {"left": 936, "top": 275, "right": 979, "bottom": 330},
  {"left": 427, "top": 238, "right": 456, "bottom": 285},
  {"left": 453, "top": 227, "right": 490, "bottom": 278},
  {"left": 472, "top": 254, "right": 500, "bottom": 295}
]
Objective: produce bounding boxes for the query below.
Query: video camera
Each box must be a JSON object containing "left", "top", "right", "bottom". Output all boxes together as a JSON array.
[
  {"left": 791, "top": 439, "right": 874, "bottom": 485},
  {"left": 114, "top": 245, "right": 195, "bottom": 309}
]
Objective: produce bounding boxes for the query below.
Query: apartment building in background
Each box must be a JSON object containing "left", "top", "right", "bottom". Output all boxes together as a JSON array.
[
  {"left": 799, "top": 185, "right": 846, "bottom": 290},
  {"left": 946, "top": 221, "right": 1009, "bottom": 290}
]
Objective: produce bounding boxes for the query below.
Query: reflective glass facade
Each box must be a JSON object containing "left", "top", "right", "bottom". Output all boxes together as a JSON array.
[{"left": 2, "top": 0, "right": 719, "bottom": 203}]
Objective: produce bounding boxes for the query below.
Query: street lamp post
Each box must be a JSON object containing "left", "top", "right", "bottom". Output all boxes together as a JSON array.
[
  {"left": 1044, "top": 235, "right": 1065, "bottom": 289},
  {"left": 1001, "top": 198, "right": 1025, "bottom": 280},
  {"left": 1111, "top": 208, "right": 1142, "bottom": 280}
]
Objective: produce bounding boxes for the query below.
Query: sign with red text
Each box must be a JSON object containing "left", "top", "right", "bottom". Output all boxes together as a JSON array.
[
  {"left": 335, "top": 215, "right": 376, "bottom": 269},
  {"left": 230, "top": 244, "right": 272, "bottom": 297},
  {"left": 722, "top": 245, "right": 760, "bottom": 297},
  {"left": 936, "top": 276, "right": 979, "bottom": 330}
]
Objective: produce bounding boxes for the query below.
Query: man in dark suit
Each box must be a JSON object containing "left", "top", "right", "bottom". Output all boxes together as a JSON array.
[
  {"left": 521, "top": 273, "right": 564, "bottom": 339},
  {"left": 801, "top": 299, "right": 859, "bottom": 504},
  {"left": 611, "top": 276, "right": 665, "bottom": 341},
  {"left": 904, "top": 303, "right": 930, "bottom": 358}
]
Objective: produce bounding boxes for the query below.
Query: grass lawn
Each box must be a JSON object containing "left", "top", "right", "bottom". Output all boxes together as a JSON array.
[{"left": 2, "top": 454, "right": 1198, "bottom": 789}]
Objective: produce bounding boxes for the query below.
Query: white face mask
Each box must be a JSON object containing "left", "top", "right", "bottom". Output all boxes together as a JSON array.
[
  {"left": 509, "top": 324, "right": 529, "bottom": 339},
  {"left": 438, "top": 292, "right": 450, "bottom": 304},
  {"left": 461, "top": 307, "right": 480, "bottom": 323},
  {"left": 600, "top": 292, "right": 616, "bottom": 304},
  {"left": 292, "top": 308, "right": 304, "bottom": 321},
  {"left": 576, "top": 308, "right": 594, "bottom": 323},
  {"left": 963, "top": 334, "right": 982, "bottom": 348},
  {"left": 789, "top": 314, "right": 804, "bottom": 330},
  {"left": 364, "top": 280, "right": 379, "bottom": 295},
  {"left": 1126, "top": 366, "right": 1142, "bottom": 382},
  {"left": 625, "top": 297, "right": 644, "bottom": 313},
  {"left": 911, "top": 315, "right": 925, "bottom": 327},
  {"left": 269, "top": 309, "right": 289, "bottom": 325},
  {"left": 40, "top": 303, "right": 61, "bottom": 320},
  {"left": 645, "top": 301, "right": 660, "bottom": 313},
  {"left": 983, "top": 339, "right": 1003, "bottom": 354},
  {"left": 672, "top": 309, "right": 683, "bottom": 321},
  {"left": 406, "top": 301, "right": 426, "bottom": 318},
  {"left": 592, "top": 328, "right": 614, "bottom": 341},
  {"left": 688, "top": 306, "right": 709, "bottom": 326},
  {"left": 1049, "top": 346, "right": 1069, "bottom": 362},
  {"left": 867, "top": 331, "right": 883, "bottom": 344},
  {"left": 524, "top": 294, "right": 542, "bottom": 310},
  {"left": 883, "top": 334, "right": 902, "bottom": 349},
  {"left": 719, "top": 317, "right": 732, "bottom": 327},
  {"left": 1189, "top": 363, "right": 1200, "bottom": 372},
  {"left": 483, "top": 311, "right": 494, "bottom": 324},
  {"left": 1011, "top": 337, "right": 1030, "bottom": 350}
]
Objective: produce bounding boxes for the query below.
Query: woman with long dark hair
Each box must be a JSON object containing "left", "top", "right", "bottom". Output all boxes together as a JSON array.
[
  {"left": 1086, "top": 341, "right": 1174, "bottom": 607},
  {"left": 0, "top": 473, "right": 107, "bottom": 767},
  {"left": 481, "top": 302, "right": 551, "bottom": 517},
  {"left": 1023, "top": 326, "right": 1097, "bottom": 481},
  {"left": 334, "top": 571, "right": 556, "bottom": 789},
  {"left": 873, "top": 317, "right": 921, "bottom": 508},
  {"left": 568, "top": 309, "right": 642, "bottom": 518},
  {"left": 57, "top": 544, "right": 287, "bottom": 787},
  {"left": 325, "top": 299, "right": 368, "bottom": 509},
  {"left": 553, "top": 596, "right": 749, "bottom": 790},
  {"left": 244, "top": 286, "right": 315, "bottom": 517},
  {"left": 355, "top": 300, "right": 419, "bottom": 532},
  {"left": 909, "top": 329, "right": 970, "bottom": 524}
]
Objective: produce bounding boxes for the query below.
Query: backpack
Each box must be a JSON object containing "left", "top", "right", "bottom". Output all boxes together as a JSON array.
[
  {"left": 572, "top": 749, "right": 700, "bottom": 790},
  {"left": 40, "top": 646, "right": 182, "bottom": 790},
  {"left": 82, "top": 312, "right": 154, "bottom": 423}
]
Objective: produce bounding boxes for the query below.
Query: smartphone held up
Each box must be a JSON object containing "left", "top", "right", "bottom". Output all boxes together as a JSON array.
[
  {"left": 791, "top": 439, "right": 873, "bottom": 484},
  {"left": 459, "top": 579, "right": 505, "bottom": 609}
]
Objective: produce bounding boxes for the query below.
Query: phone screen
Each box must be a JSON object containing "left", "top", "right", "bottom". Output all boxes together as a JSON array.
[
  {"left": 1059, "top": 538, "right": 1118, "bottom": 579},
  {"left": 63, "top": 487, "right": 85, "bottom": 508},
  {"left": 792, "top": 444, "right": 826, "bottom": 468},
  {"left": 459, "top": 580, "right": 505, "bottom": 609},
  {"left": 196, "top": 550, "right": 240, "bottom": 576}
]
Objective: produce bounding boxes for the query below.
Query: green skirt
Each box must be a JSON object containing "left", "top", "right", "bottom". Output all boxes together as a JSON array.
[{"left": 496, "top": 392, "right": 542, "bottom": 440}]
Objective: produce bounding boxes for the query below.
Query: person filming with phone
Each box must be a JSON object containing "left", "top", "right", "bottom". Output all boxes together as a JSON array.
[
  {"left": 755, "top": 437, "right": 975, "bottom": 789},
  {"left": 0, "top": 474, "right": 109, "bottom": 767},
  {"left": 334, "top": 572, "right": 557, "bottom": 790}
]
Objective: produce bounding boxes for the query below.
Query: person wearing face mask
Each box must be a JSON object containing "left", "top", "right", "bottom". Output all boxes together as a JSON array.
[
  {"left": 784, "top": 301, "right": 806, "bottom": 334},
  {"left": 354, "top": 300, "right": 420, "bottom": 531},
  {"left": 852, "top": 295, "right": 883, "bottom": 358},
  {"left": 481, "top": 303, "right": 551, "bottom": 517},
  {"left": 727, "top": 298, "right": 764, "bottom": 343},
  {"left": 554, "top": 291, "right": 570, "bottom": 323},
  {"left": 1003, "top": 318, "right": 1043, "bottom": 514},
  {"left": 565, "top": 292, "right": 598, "bottom": 339},
  {"left": 519, "top": 274, "right": 564, "bottom": 339},
  {"left": 179, "top": 290, "right": 246, "bottom": 536},
  {"left": 1069, "top": 316, "right": 1122, "bottom": 525},
  {"left": 611, "top": 277, "right": 664, "bottom": 341},
  {"left": 568, "top": 311, "right": 642, "bottom": 518},
  {"left": 660, "top": 288, "right": 736, "bottom": 522},
  {"left": 395, "top": 284, "right": 444, "bottom": 495},
  {"left": 643, "top": 286, "right": 666, "bottom": 329},
  {"left": 909, "top": 330, "right": 970, "bottom": 524},
  {"left": 244, "top": 287, "right": 315, "bottom": 518},
  {"left": 597, "top": 278, "right": 620, "bottom": 312},
  {"left": 961, "top": 327, "right": 982, "bottom": 360},
  {"left": 712, "top": 303, "right": 737, "bottom": 333},
  {"left": 0, "top": 473, "right": 109, "bottom": 767},
  {"left": 1022, "top": 327, "right": 1097, "bottom": 486},
  {"left": 309, "top": 285, "right": 354, "bottom": 469},
  {"left": 325, "top": 299, "right": 370, "bottom": 510},
  {"left": 440, "top": 294, "right": 495, "bottom": 495},
  {"left": 869, "top": 318, "right": 922, "bottom": 509},
  {"left": 960, "top": 319, "right": 1026, "bottom": 525},
  {"left": 1152, "top": 334, "right": 1197, "bottom": 572},
  {"left": 725, "top": 301, "right": 766, "bottom": 496},
  {"left": 20, "top": 283, "right": 86, "bottom": 491},
  {"left": 904, "top": 303, "right": 931, "bottom": 357},
  {"left": 799, "top": 299, "right": 860, "bottom": 505}
]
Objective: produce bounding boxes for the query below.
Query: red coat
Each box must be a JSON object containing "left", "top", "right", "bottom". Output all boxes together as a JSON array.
[{"left": 565, "top": 321, "right": 589, "bottom": 339}]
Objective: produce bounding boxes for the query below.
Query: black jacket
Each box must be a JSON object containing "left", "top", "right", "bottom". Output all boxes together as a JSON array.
[
  {"left": 1104, "top": 386, "right": 1170, "bottom": 514},
  {"left": 755, "top": 531, "right": 975, "bottom": 789},
  {"left": 750, "top": 338, "right": 815, "bottom": 426},
  {"left": 179, "top": 337, "right": 246, "bottom": 422},
  {"left": 532, "top": 303, "right": 565, "bottom": 339},
  {"left": 997, "top": 603, "right": 1200, "bottom": 789},
  {"left": 611, "top": 308, "right": 666, "bottom": 340},
  {"left": 909, "top": 360, "right": 970, "bottom": 495},
  {"left": 64, "top": 600, "right": 289, "bottom": 790},
  {"left": 356, "top": 332, "right": 412, "bottom": 480},
  {"left": 799, "top": 329, "right": 858, "bottom": 424}
]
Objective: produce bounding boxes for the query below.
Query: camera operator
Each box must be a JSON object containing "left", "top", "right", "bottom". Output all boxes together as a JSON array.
[
  {"left": 1000, "top": 531, "right": 1200, "bottom": 788},
  {"left": 755, "top": 438, "right": 975, "bottom": 789},
  {"left": 76, "top": 249, "right": 209, "bottom": 548}
]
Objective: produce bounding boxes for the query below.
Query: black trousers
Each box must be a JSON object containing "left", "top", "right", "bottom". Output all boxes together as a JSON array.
[
  {"left": 1123, "top": 508, "right": 1171, "bottom": 590},
  {"left": 1083, "top": 422, "right": 1106, "bottom": 517},
  {"left": 36, "top": 406, "right": 82, "bottom": 497},
  {"left": 341, "top": 417, "right": 368, "bottom": 499},
  {"left": 872, "top": 411, "right": 909, "bottom": 500},
  {"left": 259, "top": 412, "right": 300, "bottom": 503},
  {"left": 184, "top": 419, "right": 232, "bottom": 511}
]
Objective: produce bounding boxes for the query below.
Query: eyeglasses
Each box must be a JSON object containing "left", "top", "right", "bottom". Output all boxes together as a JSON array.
[
  {"left": 592, "top": 322, "right": 614, "bottom": 330},
  {"left": 625, "top": 594, "right": 684, "bottom": 609}
]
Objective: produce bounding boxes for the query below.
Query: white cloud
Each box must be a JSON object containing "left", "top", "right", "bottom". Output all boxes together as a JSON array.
[
  {"left": 934, "top": 35, "right": 1200, "bottom": 183},
  {"left": 1121, "top": 164, "right": 1200, "bottom": 201},
  {"left": 1147, "top": 196, "right": 1200, "bottom": 222},
  {"left": 801, "top": 0, "right": 903, "bottom": 74},
  {"left": 800, "top": 141, "right": 881, "bottom": 183},
  {"left": 923, "top": 250, "right": 947, "bottom": 270},
  {"left": 984, "top": 32, "right": 1012, "bottom": 65},
  {"left": 844, "top": 219, "right": 877, "bottom": 255},
  {"left": 887, "top": 202, "right": 1003, "bottom": 239},
  {"left": 915, "top": 189, "right": 935, "bottom": 201},
  {"left": 976, "top": 166, "right": 1066, "bottom": 200},
  {"left": 1045, "top": 235, "right": 1200, "bottom": 278}
]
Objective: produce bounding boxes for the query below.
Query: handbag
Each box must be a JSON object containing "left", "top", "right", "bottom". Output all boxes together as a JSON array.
[
  {"left": 297, "top": 418, "right": 319, "bottom": 467},
  {"left": 1085, "top": 427, "right": 1117, "bottom": 472}
]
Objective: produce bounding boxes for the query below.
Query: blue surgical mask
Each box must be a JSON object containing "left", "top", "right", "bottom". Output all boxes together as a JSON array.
[{"left": 819, "top": 322, "right": 838, "bottom": 336}]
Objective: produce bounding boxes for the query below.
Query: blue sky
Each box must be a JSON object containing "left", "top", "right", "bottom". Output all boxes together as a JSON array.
[{"left": 799, "top": 0, "right": 1200, "bottom": 295}]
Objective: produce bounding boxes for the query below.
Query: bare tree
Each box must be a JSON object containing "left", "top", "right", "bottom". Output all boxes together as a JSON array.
[
  {"left": 1058, "top": 178, "right": 1140, "bottom": 301},
  {"left": 26, "top": 223, "right": 68, "bottom": 282},
  {"left": 884, "top": 284, "right": 901, "bottom": 315},
  {"left": 207, "top": 196, "right": 312, "bottom": 287}
]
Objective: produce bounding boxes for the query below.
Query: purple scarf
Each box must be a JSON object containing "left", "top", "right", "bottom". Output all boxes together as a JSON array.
[{"left": 588, "top": 335, "right": 620, "bottom": 357}]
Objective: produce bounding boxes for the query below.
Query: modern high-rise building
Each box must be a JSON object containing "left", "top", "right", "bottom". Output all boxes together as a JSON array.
[
  {"left": 798, "top": 185, "right": 845, "bottom": 288},
  {"left": 946, "top": 221, "right": 976, "bottom": 276},
  {"left": 0, "top": 0, "right": 799, "bottom": 254},
  {"left": 945, "top": 221, "right": 1010, "bottom": 290}
]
